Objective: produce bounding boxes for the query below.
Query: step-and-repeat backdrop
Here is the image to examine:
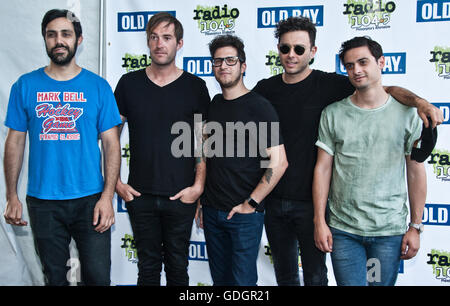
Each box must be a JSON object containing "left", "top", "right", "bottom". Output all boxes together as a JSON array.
[{"left": 103, "top": 0, "right": 450, "bottom": 286}]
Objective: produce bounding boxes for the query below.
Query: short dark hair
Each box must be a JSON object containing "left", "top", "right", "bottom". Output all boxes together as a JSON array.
[
  {"left": 208, "top": 34, "right": 246, "bottom": 63},
  {"left": 339, "top": 36, "right": 384, "bottom": 64},
  {"left": 41, "top": 9, "right": 82, "bottom": 39},
  {"left": 146, "top": 12, "right": 183, "bottom": 42},
  {"left": 275, "top": 16, "right": 316, "bottom": 47}
]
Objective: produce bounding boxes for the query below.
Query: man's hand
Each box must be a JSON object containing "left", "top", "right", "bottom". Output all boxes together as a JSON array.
[
  {"left": 93, "top": 197, "right": 115, "bottom": 233},
  {"left": 400, "top": 227, "right": 420, "bottom": 260},
  {"left": 3, "top": 129, "right": 27, "bottom": 226},
  {"left": 170, "top": 184, "right": 203, "bottom": 204},
  {"left": 314, "top": 221, "right": 333, "bottom": 253},
  {"left": 227, "top": 200, "right": 255, "bottom": 220},
  {"left": 417, "top": 99, "right": 444, "bottom": 128},
  {"left": 4, "top": 196, "right": 28, "bottom": 226},
  {"left": 115, "top": 180, "right": 141, "bottom": 202}
]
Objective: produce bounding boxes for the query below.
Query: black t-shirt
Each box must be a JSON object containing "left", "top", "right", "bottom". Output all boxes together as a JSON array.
[
  {"left": 253, "top": 70, "right": 354, "bottom": 201},
  {"left": 202, "top": 91, "right": 283, "bottom": 211},
  {"left": 114, "top": 69, "right": 210, "bottom": 196}
]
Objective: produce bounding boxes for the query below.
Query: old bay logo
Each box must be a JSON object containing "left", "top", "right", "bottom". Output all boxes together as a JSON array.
[
  {"left": 183, "top": 57, "right": 213, "bottom": 77},
  {"left": 257, "top": 6, "right": 323, "bottom": 28},
  {"left": 422, "top": 204, "right": 449, "bottom": 226},
  {"left": 183, "top": 56, "right": 246, "bottom": 77},
  {"left": 189, "top": 241, "right": 208, "bottom": 261},
  {"left": 116, "top": 194, "right": 128, "bottom": 213},
  {"left": 417, "top": 0, "right": 450, "bottom": 22},
  {"left": 336, "top": 52, "right": 406, "bottom": 75},
  {"left": 427, "top": 249, "right": 450, "bottom": 283},
  {"left": 430, "top": 46, "right": 450, "bottom": 79},
  {"left": 343, "top": 0, "right": 396, "bottom": 30},
  {"left": 432, "top": 103, "right": 450, "bottom": 124},
  {"left": 193, "top": 4, "right": 239, "bottom": 35},
  {"left": 117, "top": 11, "right": 176, "bottom": 32}
]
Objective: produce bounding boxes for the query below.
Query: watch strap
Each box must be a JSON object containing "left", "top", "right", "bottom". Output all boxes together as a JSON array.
[
  {"left": 408, "top": 222, "right": 424, "bottom": 233},
  {"left": 247, "top": 197, "right": 264, "bottom": 212}
]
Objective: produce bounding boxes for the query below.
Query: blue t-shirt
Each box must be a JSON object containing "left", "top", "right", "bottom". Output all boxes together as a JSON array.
[{"left": 5, "top": 68, "right": 122, "bottom": 200}]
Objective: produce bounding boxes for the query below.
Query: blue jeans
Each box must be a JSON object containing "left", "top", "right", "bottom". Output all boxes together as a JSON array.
[
  {"left": 125, "top": 194, "right": 196, "bottom": 286},
  {"left": 264, "top": 196, "right": 328, "bottom": 286},
  {"left": 202, "top": 205, "right": 264, "bottom": 286},
  {"left": 26, "top": 193, "right": 111, "bottom": 286},
  {"left": 330, "top": 227, "right": 403, "bottom": 286}
]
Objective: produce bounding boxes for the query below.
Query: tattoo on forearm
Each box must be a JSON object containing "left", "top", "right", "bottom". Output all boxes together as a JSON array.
[
  {"left": 261, "top": 168, "right": 273, "bottom": 184},
  {"left": 195, "top": 157, "right": 205, "bottom": 165}
]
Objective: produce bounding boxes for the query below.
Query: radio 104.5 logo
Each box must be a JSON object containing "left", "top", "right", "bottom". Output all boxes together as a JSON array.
[
  {"left": 193, "top": 4, "right": 239, "bottom": 35},
  {"left": 343, "top": 0, "right": 397, "bottom": 30},
  {"left": 427, "top": 249, "right": 450, "bottom": 283},
  {"left": 430, "top": 46, "right": 450, "bottom": 79}
]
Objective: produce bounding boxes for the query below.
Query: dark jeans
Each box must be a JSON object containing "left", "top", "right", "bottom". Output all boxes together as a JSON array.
[
  {"left": 125, "top": 194, "right": 196, "bottom": 286},
  {"left": 202, "top": 205, "right": 264, "bottom": 286},
  {"left": 27, "top": 193, "right": 111, "bottom": 286},
  {"left": 264, "top": 196, "right": 328, "bottom": 286}
]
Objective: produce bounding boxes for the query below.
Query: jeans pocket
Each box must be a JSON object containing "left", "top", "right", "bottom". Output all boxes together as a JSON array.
[
  {"left": 27, "top": 204, "right": 53, "bottom": 239},
  {"left": 179, "top": 198, "right": 196, "bottom": 205}
]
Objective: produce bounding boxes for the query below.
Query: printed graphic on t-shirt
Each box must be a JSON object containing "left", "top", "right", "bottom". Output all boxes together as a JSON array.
[{"left": 35, "top": 91, "right": 86, "bottom": 141}]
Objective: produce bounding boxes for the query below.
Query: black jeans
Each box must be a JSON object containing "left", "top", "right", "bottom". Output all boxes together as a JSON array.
[
  {"left": 27, "top": 193, "right": 111, "bottom": 286},
  {"left": 125, "top": 194, "right": 196, "bottom": 286},
  {"left": 264, "top": 196, "right": 328, "bottom": 286}
]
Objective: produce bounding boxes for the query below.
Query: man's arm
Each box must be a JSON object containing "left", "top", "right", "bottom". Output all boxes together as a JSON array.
[
  {"left": 115, "top": 115, "right": 141, "bottom": 202},
  {"left": 170, "top": 118, "right": 206, "bottom": 204},
  {"left": 312, "top": 148, "right": 334, "bottom": 253},
  {"left": 384, "top": 86, "right": 443, "bottom": 128},
  {"left": 401, "top": 155, "right": 427, "bottom": 260},
  {"left": 3, "top": 129, "right": 28, "bottom": 226},
  {"left": 227, "top": 144, "right": 288, "bottom": 219},
  {"left": 94, "top": 126, "right": 121, "bottom": 233}
]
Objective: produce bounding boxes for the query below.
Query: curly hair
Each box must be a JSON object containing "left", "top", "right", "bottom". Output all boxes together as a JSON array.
[
  {"left": 275, "top": 16, "right": 316, "bottom": 47},
  {"left": 338, "top": 36, "right": 383, "bottom": 64},
  {"left": 208, "top": 34, "right": 246, "bottom": 63}
]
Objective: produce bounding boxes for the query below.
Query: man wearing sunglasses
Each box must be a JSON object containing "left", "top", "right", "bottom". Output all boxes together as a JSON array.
[
  {"left": 252, "top": 16, "right": 443, "bottom": 286},
  {"left": 198, "top": 34, "right": 288, "bottom": 285}
]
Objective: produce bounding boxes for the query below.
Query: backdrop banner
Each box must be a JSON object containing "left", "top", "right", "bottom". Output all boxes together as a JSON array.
[{"left": 104, "top": 0, "right": 450, "bottom": 286}]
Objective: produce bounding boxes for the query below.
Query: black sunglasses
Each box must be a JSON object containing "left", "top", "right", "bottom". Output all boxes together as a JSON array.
[{"left": 279, "top": 44, "right": 306, "bottom": 56}]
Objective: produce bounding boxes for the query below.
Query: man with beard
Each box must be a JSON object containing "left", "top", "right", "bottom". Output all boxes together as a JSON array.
[
  {"left": 3, "top": 9, "right": 122, "bottom": 285},
  {"left": 198, "top": 35, "right": 288, "bottom": 285},
  {"left": 114, "top": 13, "right": 210, "bottom": 285}
]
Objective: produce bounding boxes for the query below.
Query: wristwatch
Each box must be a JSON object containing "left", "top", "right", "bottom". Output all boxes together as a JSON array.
[
  {"left": 408, "top": 222, "right": 424, "bottom": 234},
  {"left": 247, "top": 197, "right": 264, "bottom": 212}
]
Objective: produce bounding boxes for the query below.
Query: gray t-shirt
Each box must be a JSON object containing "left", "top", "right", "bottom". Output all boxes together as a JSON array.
[{"left": 316, "top": 95, "right": 422, "bottom": 236}]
